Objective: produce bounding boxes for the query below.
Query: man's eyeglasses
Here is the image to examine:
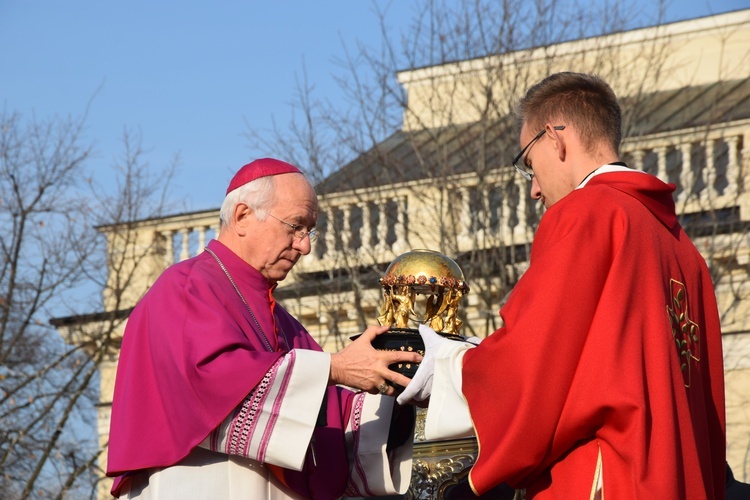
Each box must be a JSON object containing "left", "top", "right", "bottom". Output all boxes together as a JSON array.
[
  {"left": 512, "top": 125, "right": 565, "bottom": 181},
  {"left": 262, "top": 211, "right": 319, "bottom": 243}
]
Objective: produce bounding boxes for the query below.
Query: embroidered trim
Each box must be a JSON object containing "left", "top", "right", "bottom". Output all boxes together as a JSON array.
[
  {"left": 344, "top": 393, "right": 373, "bottom": 497},
  {"left": 258, "top": 350, "right": 296, "bottom": 462},
  {"left": 208, "top": 427, "right": 219, "bottom": 451},
  {"left": 666, "top": 278, "right": 701, "bottom": 388},
  {"left": 227, "top": 356, "right": 284, "bottom": 456}
]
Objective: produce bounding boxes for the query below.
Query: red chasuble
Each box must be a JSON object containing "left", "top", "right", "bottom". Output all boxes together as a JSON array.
[
  {"left": 107, "top": 240, "right": 351, "bottom": 498},
  {"left": 462, "top": 172, "right": 725, "bottom": 499}
]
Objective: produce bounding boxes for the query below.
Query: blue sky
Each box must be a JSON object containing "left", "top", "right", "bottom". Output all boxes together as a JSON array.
[{"left": 2, "top": 1, "right": 748, "bottom": 212}]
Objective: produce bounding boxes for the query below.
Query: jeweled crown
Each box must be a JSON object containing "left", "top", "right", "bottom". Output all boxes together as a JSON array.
[{"left": 377, "top": 249, "right": 469, "bottom": 335}]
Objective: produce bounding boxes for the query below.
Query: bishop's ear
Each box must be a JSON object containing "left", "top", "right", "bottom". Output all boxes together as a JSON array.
[{"left": 232, "top": 202, "right": 253, "bottom": 236}]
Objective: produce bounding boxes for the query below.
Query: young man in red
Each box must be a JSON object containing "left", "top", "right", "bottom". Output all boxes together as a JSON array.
[{"left": 400, "top": 72, "right": 726, "bottom": 499}]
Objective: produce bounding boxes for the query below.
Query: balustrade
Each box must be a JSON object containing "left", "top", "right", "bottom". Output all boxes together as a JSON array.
[
  {"left": 302, "top": 125, "right": 747, "bottom": 271},
  {"left": 304, "top": 195, "right": 412, "bottom": 266},
  {"left": 105, "top": 122, "right": 748, "bottom": 283},
  {"left": 154, "top": 214, "right": 220, "bottom": 268},
  {"left": 623, "top": 125, "right": 748, "bottom": 209}
]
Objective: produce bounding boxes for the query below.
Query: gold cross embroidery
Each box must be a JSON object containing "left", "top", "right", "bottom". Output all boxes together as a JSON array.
[{"left": 666, "top": 279, "right": 700, "bottom": 388}]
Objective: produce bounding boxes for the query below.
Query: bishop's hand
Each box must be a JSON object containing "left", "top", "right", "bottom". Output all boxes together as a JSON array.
[{"left": 330, "top": 325, "right": 422, "bottom": 396}]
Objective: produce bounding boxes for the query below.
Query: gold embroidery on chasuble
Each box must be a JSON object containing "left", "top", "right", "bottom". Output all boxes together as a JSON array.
[{"left": 666, "top": 279, "right": 700, "bottom": 388}]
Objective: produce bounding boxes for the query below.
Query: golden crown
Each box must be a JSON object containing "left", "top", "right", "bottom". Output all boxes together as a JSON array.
[{"left": 377, "top": 249, "right": 469, "bottom": 335}]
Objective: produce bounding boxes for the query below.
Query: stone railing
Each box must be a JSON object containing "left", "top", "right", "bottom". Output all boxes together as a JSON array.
[
  {"left": 295, "top": 120, "right": 750, "bottom": 275},
  {"left": 622, "top": 121, "right": 750, "bottom": 214},
  {"left": 153, "top": 211, "right": 220, "bottom": 265},
  {"left": 99, "top": 210, "right": 219, "bottom": 311},
  {"left": 102, "top": 121, "right": 750, "bottom": 298},
  {"left": 293, "top": 171, "right": 539, "bottom": 278}
]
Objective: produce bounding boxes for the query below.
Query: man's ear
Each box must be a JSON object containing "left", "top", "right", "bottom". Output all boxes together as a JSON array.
[
  {"left": 232, "top": 203, "right": 252, "bottom": 236},
  {"left": 549, "top": 124, "right": 566, "bottom": 161}
]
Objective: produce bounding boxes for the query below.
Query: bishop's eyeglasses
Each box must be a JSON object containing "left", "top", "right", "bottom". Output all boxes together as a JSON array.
[{"left": 262, "top": 211, "right": 319, "bottom": 243}]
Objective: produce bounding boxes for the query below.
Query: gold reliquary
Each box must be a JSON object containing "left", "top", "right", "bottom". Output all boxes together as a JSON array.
[{"left": 368, "top": 249, "right": 470, "bottom": 379}]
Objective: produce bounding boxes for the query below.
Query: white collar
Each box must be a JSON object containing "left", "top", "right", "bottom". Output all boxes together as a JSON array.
[{"left": 576, "top": 164, "right": 644, "bottom": 189}]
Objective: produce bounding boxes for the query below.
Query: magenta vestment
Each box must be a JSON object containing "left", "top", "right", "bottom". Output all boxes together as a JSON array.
[{"left": 107, "top": 239, "right": 352, "bottom": 498}]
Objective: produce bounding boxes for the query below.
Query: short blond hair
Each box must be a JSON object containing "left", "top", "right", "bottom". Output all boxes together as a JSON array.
[{"left": 515, "top": 72, "right": 622, "bottom": 155}]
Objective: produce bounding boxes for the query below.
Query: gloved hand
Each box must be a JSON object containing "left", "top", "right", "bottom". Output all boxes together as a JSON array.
[
  {"left": 397, "top": 324, "right": 446, "bottom": 405},
  {"left": 463, "top": 336, "right": 483, "bottom": 346}
]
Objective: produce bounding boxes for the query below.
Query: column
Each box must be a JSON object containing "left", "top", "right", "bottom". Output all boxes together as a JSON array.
[
  {"left": 679, "top": 143, "right": 693, "bottom": 202},
  {"left": 458, "top": 187, "right": 471, "bottom": 238},
  {"left": 197, "top": 226, "right": 207, "bottom": 253},
  {"left": 725, "top": 136, "right": 740, "bottom": 197},
  {"left": 655, "top": 146, "right": 668, "bottom": 181},
  {"left": 743, "top": 132, "right": 750, "bottom": 171},
  {"left": 394, "top": 196, "right": 408, "bottom": 253},
  {"left": 341, "top": 204, "right": 352, "bottom": 250},
  {"left": 360, "top": 201, "right": 372, "bottom": 251},
  {"left": 513, "top": 177, "right": 530, "bottom": 241},
  {"left": 631, "top": 149, "right": 645, "bottom": 171},
  {"left": 479, "top": 184, "right": 490, "bottom": 239},
  {"left": 500, "top": 185, "right": 511, "bottom": 243},
  {"left": 703, "top": 139, "right": 717, "bottom": 199},
  {"left": 179, "top": 228, "right": 191, "bottom": 261},
  {"left": 324, "top": 206, "right": 337, "bottom": 257},
  {"left": 377, "top": 200, "right": 389, "bottom": 251},
  {"left": 162, "top": 230, "right": 175, "bottom": 266}
]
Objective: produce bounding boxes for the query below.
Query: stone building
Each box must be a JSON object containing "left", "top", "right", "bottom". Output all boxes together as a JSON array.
[{"left": 54, "top": 9, "right": 750, "bottom": 498}]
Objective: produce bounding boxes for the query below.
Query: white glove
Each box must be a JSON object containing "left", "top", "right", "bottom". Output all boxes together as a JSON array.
[
  {"left": 397, "top": 324, "right": 447, "bottom": 405},
  {"left": 463, "top": 336, "right": 483, "bottom": 346}
]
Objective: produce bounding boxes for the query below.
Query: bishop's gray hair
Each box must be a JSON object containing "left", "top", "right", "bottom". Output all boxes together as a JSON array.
[{"left": 219, "top": 175, "right": 276, "bottom": 228}]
